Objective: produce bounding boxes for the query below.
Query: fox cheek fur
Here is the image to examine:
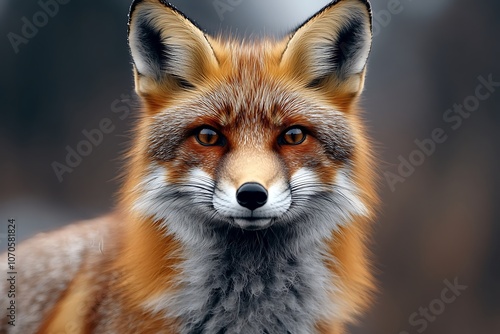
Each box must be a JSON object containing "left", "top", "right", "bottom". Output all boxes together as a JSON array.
[{"left": 1, "top": 1, "right": 378, "bottom": 333}]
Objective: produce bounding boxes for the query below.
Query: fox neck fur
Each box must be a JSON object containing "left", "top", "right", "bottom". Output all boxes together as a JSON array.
[{"left": 139, "top": 221, "right": 336, "bottom": 334}]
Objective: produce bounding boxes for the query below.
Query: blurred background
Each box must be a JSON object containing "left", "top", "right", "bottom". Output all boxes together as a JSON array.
[{"left": 1, "top": 0, "right": 499, "bottom": 333}]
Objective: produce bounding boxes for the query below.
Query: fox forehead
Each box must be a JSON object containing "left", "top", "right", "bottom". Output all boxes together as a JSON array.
[{"left": 147, "top": 40, "right": 354, "bottom": 162}]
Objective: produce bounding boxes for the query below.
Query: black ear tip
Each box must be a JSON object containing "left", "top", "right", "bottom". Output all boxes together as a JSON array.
[
  {"left": 291, "top": 0, "right": 373, "bottom": 36},
  {"left": 128, "top": 1, "right": 178, "bottom": 33},
  {"left": 127, "top": 0, "right": 205, "bottom": 36},
  {"left": 333, "top": 0, "right": 372, "bottom": 30},
  {"left": 326, "top": 0, "right": 373, "bottom": 33},
  {"left": 127, "top": 1, "right": 178, "bottom": 28},
  {"left": 129, "top": 0, "right": 178, "bottom": 18}
]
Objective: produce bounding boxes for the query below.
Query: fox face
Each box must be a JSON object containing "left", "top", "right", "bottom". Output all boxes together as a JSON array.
[{"left": 127, "top": 0, "right": 374, "bottom": 240}]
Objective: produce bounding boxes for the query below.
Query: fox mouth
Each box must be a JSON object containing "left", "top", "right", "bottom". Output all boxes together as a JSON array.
[{"left": 232, "top": 217, "right": 274, "bottom": 231}]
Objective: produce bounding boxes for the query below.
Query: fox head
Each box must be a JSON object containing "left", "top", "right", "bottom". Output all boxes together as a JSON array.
[{"left": 126, "top": 0, "right": 375, "bottom": 240}]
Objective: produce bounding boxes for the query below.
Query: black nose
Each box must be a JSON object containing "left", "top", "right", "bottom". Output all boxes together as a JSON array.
[{"left": 236, "top": 182, "right": 268, "bottom": 211}]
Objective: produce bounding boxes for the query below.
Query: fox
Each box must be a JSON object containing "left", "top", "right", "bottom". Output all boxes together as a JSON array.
[{"left": 1, "top": 0, "right": 378, "bottom": 333}]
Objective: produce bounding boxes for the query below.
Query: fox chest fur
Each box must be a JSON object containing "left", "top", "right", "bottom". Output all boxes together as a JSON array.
[{"left": 144, "top": 228, "right": 334, "bottom": 334}]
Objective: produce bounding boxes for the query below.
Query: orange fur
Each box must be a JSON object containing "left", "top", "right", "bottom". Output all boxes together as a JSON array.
[{"left": 1, "top": 1, "right": 377, "bottom": 333}]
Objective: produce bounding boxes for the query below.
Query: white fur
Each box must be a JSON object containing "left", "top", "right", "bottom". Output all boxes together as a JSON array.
[
  {"left": 334, "top": 168, "right": 369, "bottom": 219},
  {"left": 132, "top": 163, "right": 170, "bottom": 217},
  {"left": 284, "top": 166, "right": 368, "bottom": 239}
]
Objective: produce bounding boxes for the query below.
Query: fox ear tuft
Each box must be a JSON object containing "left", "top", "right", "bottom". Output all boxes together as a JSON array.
[
  {"left": 281, "top": 0, "right": 372, "bottom": 94},
  {"left": 128, "top": 0, "right": 218, "bottom": 94}
]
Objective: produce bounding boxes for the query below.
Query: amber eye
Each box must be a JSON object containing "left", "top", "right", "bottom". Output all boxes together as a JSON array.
[
  {"left": 196, "top": 128, "right": 221, "bottom": 146},
  {"left": 281, "top": 127, "right": 306, "bottom": 145}
]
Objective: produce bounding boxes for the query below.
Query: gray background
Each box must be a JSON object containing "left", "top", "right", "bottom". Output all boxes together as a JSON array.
[{"left": 1, "top": 0, "right": 499, "bottom": 333}]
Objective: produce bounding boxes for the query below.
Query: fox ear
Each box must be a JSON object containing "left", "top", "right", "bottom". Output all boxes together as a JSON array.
[
  {"left": 128, "top": 0, "right": 218, "bottom": 95},
  {"left": 280, "top": 0, "right": 372, "bottom": 95}
]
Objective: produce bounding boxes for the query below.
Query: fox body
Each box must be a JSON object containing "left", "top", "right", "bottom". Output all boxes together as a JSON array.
[{"left": 1, "top": 0, "right": 377, "bottom": 333}]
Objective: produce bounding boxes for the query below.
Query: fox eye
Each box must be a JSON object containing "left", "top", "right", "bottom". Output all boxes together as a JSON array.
[
  {"left": 196, "top": 128, "right": 222, "bottom": 146},
  {"left": 280, "top": 127, "right": 306, "bottom": 145}
]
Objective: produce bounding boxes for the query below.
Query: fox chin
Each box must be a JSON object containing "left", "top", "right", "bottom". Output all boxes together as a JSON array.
[{"left": 1, "top": 1, "right": 379, "bottom": 333}]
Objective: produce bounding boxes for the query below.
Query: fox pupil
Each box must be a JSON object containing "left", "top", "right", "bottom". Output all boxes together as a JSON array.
[
  {"left": 197, "top": 128, "right": 219, "bottom": 146},
  {"left": 284, "top": 128, "right": 305, "bottom": 144}
]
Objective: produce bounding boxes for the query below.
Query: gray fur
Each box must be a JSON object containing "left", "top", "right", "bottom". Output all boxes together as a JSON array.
[
  {"left": 175, "top": 230, "right": 333, "bottom": 334},
  {"left": 143, "top": 222, "right": 336, "bottom": 334},
  {"left": 0, "top": 218, "right": 113, "bottom": 334}
]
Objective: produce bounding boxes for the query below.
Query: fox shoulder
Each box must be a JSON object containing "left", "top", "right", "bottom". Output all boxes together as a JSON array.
[{"left": 0, "top": 216, "right": 117, "bottom": 333}]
